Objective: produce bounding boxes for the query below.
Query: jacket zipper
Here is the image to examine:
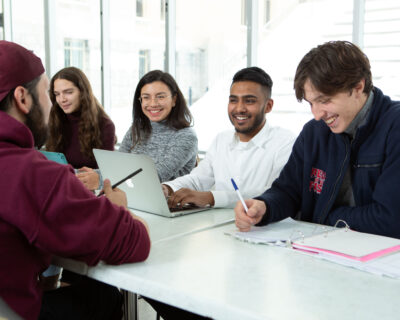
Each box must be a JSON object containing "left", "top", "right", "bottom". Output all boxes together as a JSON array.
[
  {"left": 318, "top": 137, "right": 350, "bottom": 224},
  {"left": 353, "top": 163, "right": 382, "bottom": 168}
]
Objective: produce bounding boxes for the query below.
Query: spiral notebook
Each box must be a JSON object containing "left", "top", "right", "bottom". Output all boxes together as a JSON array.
[
  {"left": 291, "top": 223, "right": 400, "bottom": 262},
  {"left": 228, "top": 218, "right": 400, "bottom": 278}
]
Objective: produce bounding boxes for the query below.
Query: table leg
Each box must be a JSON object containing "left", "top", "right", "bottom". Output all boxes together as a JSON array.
[{"left": 122, "top": 290, "right": 137, "bottom": 320}]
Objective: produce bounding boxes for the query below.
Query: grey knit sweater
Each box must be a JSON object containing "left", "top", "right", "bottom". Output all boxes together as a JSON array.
[{"left": 119, "top": 121, "right": 198, "bottom": 182}]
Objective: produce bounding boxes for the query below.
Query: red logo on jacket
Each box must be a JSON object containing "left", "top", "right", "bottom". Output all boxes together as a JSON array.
[{"left": 309, "top": 167, "right": 326, "bottom": 194}]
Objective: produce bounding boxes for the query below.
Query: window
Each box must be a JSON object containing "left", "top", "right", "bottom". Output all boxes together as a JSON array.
[
  {"left": 363, "top": 0, "right": 400, "bottom": 101},
  {"left": 160, "top": 0, "right": 165, "bottom": 20},
  {"left": 0, "top": 0, "right": 3, "bottom": 40},
  {"left": 264, "top": 0, "right": 271, "bottom": 25},
  {"left": 11, "top": 0, "right": 45, "bottom": 63},
  {"left": 176, "top": 0, "right": 246, "bottom": 150},
  {"left": 136, "top": 0, "right": 144, "bottom": 17},
  {"left": 139, "top": 49, "right": 150, "bottom": 79},
  {"left": 9, "top": 0, "right": 399, "bottom": 151},
  {"left": 55, "top": 0, "right": 102, "bottom": 102},
  {"left": 241, "top": 0, "right": 248, "bottom": 26},
  {"left": 257, "top": 0, "right": 353, "bottom": 136},
  {"left": 108, "top": 1, "right": 165, "bottom": 143},
  {"left": 176, "top": 49, "right": 207, "bottom": 106},
  {"left": 64, "top": 38, "right": 89, "bottom": 69},
  {"left": 0, "top": 12, "right": 3, "bottom": 40}
]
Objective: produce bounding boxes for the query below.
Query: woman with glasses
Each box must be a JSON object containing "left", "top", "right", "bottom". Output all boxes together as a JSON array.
[
  {"left": 119, "top": 69, "right": 198, "bottom": 182},
  {"left": 46, "top": 67, "right": 116, "bottom": 190}
]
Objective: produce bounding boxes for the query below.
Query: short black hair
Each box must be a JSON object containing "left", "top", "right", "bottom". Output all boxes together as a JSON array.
[{"left": 232, "top": 67, "right": 273, "bottom": 98}]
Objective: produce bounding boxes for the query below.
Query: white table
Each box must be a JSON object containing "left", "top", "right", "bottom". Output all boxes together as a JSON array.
[
  {"left": 53, "top": 208, "right": 235, "bottom": 318},
  {"left": 132, "top": 207, "right": 235, "bottom": 244},
  {"left": 53, "top": 208, "right": 234, "bottom": 272},
  {"left": 85, "top": 223, "right": 400, "bottom": 320}
]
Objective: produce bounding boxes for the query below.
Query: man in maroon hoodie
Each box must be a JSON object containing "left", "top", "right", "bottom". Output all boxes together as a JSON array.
[{"left": 0, "top": 41, "right": 151, "bottom": 319}]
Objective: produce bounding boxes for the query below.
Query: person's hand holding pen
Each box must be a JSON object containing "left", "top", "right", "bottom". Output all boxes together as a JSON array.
[
  {"left": 234, "top": 199, "right": 266, "bottom": 232},
  {"left": 101, "top": 171, "right": 150, "bottom": 235},
  {"left": 102, "top": 179, "right": 128, "bottom": 208},
  {"left": 98, "top": 168, "right": 143, "bottom": 198},
  {"left": 98, "top": 168, "right": 142, "bottom": 208},
  {"left": 231, "top": 178, "right": 266, "bottom": 231}
]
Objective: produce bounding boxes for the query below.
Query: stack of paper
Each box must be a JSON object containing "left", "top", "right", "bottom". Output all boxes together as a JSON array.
[
  {"left": 227, "top": 218, "right": 400, "bottom": 279},
  {"left": 227, "top": 217, "right": 321, "bottom": 246},
  {"left": 291, "top": 228, "right": 400, "bottom": 278}
]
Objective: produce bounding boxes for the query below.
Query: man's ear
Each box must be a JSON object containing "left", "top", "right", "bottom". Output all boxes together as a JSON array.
[
  {"left": 353, "top": 79, "right": 366, "bottom": 96},
  {"left": 264, "top": 98, "right": 274, "bottom": 114},
  {"left": 13, "top": 86, "right": 32, "bottom": 115}
]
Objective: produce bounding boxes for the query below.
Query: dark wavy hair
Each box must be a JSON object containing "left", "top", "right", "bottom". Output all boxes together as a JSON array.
[
  {"left": 131, "top": 70, "right": 192, "bottom": 147},
  {"left": 46, "top": 67, "right": 111, "bottom": 160},
  {"left": 294, "top": 41, "right": 373, "bottom": 101}
]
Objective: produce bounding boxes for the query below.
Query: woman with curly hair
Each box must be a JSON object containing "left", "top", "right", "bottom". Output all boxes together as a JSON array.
[{"left": 46, "top": 67, "right": 115, "bottom": 190}]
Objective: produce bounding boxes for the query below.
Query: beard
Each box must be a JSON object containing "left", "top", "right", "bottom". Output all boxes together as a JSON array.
[
  {"left": 25, "top": 94, "right": 48, "bottom": 149},
  {"left": 229, "top": 107, "right": 265, "bottom": 135}
]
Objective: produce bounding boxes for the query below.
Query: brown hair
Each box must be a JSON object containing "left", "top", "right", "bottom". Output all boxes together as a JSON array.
[
  {"left": 294, "top": 41, "right": 373, "bottom": 101},
  {"left": 131, "top": 70, "right": 192, "bottom": 148},
  {"left": 46, "top": 67, "right": 111, "bottom": 160}
]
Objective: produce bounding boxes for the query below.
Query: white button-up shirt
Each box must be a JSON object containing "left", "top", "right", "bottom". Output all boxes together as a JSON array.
[{"left": 165, "top": 121, "right": 296, "bottom": 208}]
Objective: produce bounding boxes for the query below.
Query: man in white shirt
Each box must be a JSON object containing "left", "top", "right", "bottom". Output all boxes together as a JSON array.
[{"left": 163, "top": 67, "right": 296, "bottom": 208}]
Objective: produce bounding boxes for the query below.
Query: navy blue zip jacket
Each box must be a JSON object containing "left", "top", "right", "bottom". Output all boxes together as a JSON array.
[{"left": 256, "top": 87, "right": 400, "bottom": 238}]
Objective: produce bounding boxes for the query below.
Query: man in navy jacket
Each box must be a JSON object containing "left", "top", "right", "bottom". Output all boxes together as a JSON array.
[{"left": 235, "top": 41, "right": 400, "bottom": 239}]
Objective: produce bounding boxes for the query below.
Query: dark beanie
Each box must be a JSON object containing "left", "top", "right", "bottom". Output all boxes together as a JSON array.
[{"left": 0, "top": 40, "right": 45, "bottom": 102}]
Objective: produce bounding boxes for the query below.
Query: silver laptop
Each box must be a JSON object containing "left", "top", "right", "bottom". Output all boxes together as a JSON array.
[{"left": 93, "top": 149, "right": 209, "bottom": 217}]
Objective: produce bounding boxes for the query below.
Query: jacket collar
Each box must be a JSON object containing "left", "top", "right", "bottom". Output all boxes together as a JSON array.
[
  {"left": 345, "top": 91, "right": 374, "bottom": 139},
  {"left": 354, "top": 87, "right": 392, "bottom": 144},
  {"left": 0, "top": 111, "right": 34, "bottom": 149}
]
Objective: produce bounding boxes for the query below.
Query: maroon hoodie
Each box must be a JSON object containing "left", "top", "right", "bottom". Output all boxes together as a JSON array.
[{"left": 0, "top": 111, "right": 150, "bottom": 319}]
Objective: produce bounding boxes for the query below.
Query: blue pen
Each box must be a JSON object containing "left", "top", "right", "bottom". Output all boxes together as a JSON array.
[{"left": 231, "top": 178, "right": 248, "bottom": 213}]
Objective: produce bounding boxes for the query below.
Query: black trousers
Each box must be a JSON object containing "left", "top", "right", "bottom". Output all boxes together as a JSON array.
[
  {"left": 39, "top": 276, "right": 122, "bottom": 320},
  {"left": 144, "top": 297, "right": 212, "bottom": 320}
]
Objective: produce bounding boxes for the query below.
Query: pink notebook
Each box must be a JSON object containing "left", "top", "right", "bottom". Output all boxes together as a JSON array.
[{"left": 292, "top": 228, "right": 400, "bottom": 262}]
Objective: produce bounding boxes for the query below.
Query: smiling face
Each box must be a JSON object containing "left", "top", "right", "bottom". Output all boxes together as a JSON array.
[
  {"left": 228, "top": 81, "right": 273, "bottom": 142},
  {"left": 140, "top": 81, "right": 176, "bottom": 122},
  {"left": 53, "top": 79, "right": 81, "bottom": 114},
  {"left": 304, "top": 79, "right": 367, "bottom": 134}
]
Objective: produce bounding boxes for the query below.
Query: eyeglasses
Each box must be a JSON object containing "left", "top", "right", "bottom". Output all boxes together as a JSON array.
[{"left": 139, "top": 94, "right": 172, "bottom": 105}]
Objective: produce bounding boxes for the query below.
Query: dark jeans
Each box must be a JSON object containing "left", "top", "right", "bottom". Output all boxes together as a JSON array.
[
  {"left": 39, "top": 276, "right": 122, "bottom": 320},
  {"left": 144, "top": 297, "right": 212, "bottom": 320}
]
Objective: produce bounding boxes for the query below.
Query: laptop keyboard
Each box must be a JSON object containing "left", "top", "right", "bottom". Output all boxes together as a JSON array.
[{"left": 169, "top": 203, "right": 200, "bottom": 212}]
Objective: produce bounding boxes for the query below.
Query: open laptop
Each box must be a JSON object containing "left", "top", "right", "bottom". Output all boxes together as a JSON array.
[{"left": 93, "top": 149, "right": 210, "bottom": 217}]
